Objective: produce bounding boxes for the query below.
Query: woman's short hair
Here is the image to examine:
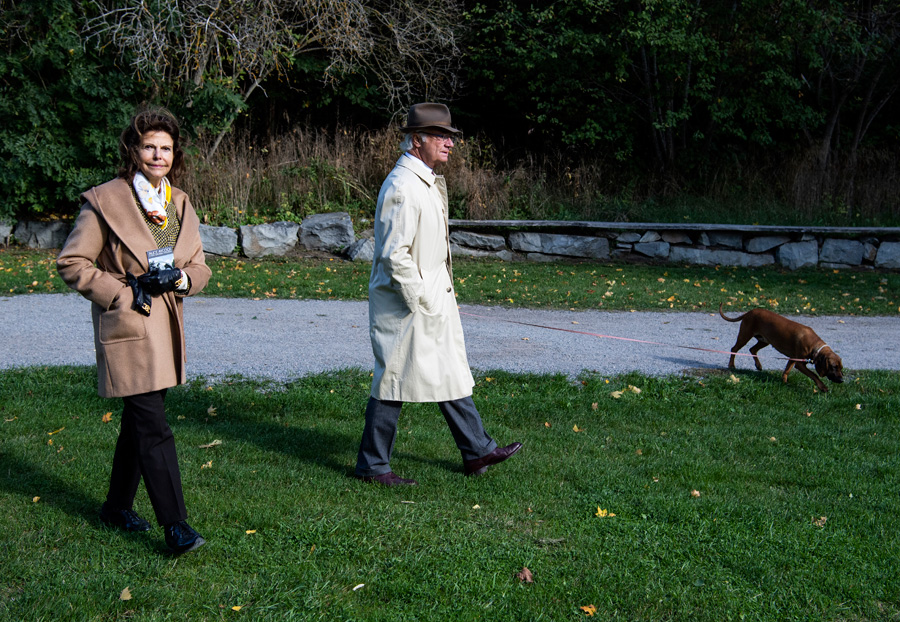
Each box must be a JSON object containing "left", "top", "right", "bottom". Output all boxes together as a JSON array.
[{"left": 118, "top": 107, "right": 186, "bottom": 185}]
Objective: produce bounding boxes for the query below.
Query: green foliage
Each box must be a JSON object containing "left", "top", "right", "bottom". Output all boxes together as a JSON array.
[
  {"left": 463, "top": 0, "right": 900, "bottom": 179},
  {"left": 0, "top": 0, "right": 140, "bottom": 220}
]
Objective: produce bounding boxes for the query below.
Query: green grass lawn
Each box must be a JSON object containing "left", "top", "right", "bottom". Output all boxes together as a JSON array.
[
  {"left": 2, "top": 247, "right": 898, "bottom": 316},
  {"left": 2, "top": 247, "right": 899, "bottom": 620},
  {"left": 2, "top": 366, "right": 899, "bottom": 621}
]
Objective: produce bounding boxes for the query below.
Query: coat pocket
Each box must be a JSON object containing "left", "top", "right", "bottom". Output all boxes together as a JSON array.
[{"left": 98, "top": 287, "right": 148, "bottom": 344}]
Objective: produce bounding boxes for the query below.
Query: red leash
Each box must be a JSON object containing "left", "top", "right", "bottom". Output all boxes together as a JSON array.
[{"left": 459, "top": 310, "right": 807, "bottom": 363}]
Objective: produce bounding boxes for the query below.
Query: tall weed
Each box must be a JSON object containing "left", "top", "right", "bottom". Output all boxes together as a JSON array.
[{"left": 180, "top": 128, "right": 900, "bottom": 227}]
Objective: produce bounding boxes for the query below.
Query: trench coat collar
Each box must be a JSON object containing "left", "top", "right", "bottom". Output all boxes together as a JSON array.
[
  {"left": 397, "top": 154, "right": 439, "bottom": 187},
  {"left": 82, "top": 177, "right": 190, "bottom": 272}
]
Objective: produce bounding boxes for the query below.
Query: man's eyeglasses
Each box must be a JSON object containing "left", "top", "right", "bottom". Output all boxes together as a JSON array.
[{"left": 421, "top": 132, "right": 455, "bottom": 143}]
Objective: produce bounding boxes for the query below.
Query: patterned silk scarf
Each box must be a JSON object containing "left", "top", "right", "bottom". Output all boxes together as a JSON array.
[{"left": 132, "top": 171, "right": 171, "bottom": 230}]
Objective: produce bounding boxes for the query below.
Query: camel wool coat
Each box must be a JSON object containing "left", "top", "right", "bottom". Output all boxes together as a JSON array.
[
  {"left": 369, "top": 154, "right": 475, "bottom": 402},
  {"left": 57, "top": 178, "right": 211, "bottom": 398}
]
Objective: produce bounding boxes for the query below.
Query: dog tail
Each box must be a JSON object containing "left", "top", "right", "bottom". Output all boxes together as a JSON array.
[{"left": 718, "top": 303, "right": 747, "bottom": 322}]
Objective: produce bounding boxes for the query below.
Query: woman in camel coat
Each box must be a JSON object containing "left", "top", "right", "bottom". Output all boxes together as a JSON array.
[{"left": 57, "top": 108, "right": 211, "bottom": 553}]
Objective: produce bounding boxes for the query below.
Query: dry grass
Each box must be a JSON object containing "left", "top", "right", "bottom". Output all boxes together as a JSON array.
[{"left": 180, "top": 127, "right": 900, "bottom": 227}]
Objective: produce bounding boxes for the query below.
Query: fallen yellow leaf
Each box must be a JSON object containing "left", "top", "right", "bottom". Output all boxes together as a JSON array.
[
  {"left": 32, "top": 496, "right": 40, "bottom": 503},
  {"left": 119, "top": 587, "right": 132, "bottom": 601},
  {"left": 812, "top": 516, "right": 827, "bottom": 527},
  {"left": 728, "top": 374, "right": 740, "bottom": 383},
  {"left": 591, "top": 402, "right": 598, "bottom": 410},
  {"left": 207, "top": 406, "right": 217, "bottom": 416},
  {"left": 581, "top": 604, "right": 597, "bottom": 616},
  {"left": 101, "top": 412, "right": 112, "bottom": 423},
  {"left": 544, "top": 421, "right": 551, "bottom": 428},
  {"left": 595, "top": 507, "right": 616, "bottom": 518},
  {"left": 610, "top": 391, "right": 623, "bottom": 399},
  {"left": 47, "top": 427, "right": 65, "bottom": 435},
  {"left": 231, "top": 605, "right": 242, "bottom": 611},
  {"left": 691, "top": 489, "right": 701, "bottom": 498},
  {"left": 245, "top": 529, "right": 256, "bottom": 534},
  {"left": 573, "top": 425, "right": 584, "bottom": 432},
  {"left": 201, "top": 460, "right": 212, "bottom": 469}
]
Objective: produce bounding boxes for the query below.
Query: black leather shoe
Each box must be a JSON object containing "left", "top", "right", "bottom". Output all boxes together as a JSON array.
[
  {"left": 164, "top": 520, "right": 206, "bottom": 554},
  {"left": 354, "top": 471, "right": 419, "bottom": 486},
  {"left": 463, "top": 442, "right": 523, "bottom": 476},
  {"left": 99, "top": 504, "right": 151, "bottom": 532}
]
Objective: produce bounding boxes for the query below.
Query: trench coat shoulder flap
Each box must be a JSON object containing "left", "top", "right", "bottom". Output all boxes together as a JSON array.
[{"left": 395, "top": 154, "right": 434, "bottom": 185}]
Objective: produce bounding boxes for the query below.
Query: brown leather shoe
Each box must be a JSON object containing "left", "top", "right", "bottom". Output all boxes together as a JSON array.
[
  {"left": 463, "top": 442, "right": 523, "bottom": 476},
  {"left": 355, "top": 471, "right": 419, "bottom": 486}
]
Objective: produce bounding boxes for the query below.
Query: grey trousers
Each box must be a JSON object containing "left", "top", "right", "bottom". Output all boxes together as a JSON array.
[{"left": 355, "top": 396, "right": 498, "bottom": 477}]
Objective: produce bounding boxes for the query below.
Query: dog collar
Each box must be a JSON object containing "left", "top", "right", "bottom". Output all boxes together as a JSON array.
[{"left": 809, "top": 344, "right": 829, "bottom": 362}]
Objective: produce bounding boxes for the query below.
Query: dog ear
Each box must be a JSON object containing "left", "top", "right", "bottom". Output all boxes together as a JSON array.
[{"left": 813, "top": 354, "right": 828, "bottom": 376}]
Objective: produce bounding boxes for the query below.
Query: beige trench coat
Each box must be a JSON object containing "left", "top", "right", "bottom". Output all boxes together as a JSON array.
[
  {"left": 57, "top": 178, "right": 211, "bottom": 398},
  {"left": 369, "top": 155, "right": 475, "bottom": 402}
]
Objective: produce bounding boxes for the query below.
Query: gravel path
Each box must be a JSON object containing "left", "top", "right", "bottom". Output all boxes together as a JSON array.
[{"left": 4, "top": 293, "right": 899, "bottom": 381}]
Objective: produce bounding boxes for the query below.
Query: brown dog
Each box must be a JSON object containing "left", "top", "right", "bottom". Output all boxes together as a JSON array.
[{"left": 718, "top": 304, "right": 843, "bottom": 392}]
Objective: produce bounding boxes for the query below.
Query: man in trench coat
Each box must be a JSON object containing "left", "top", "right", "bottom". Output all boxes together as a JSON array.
[{"left": 354, "top": 103, "right": 522, "bottom": 486}]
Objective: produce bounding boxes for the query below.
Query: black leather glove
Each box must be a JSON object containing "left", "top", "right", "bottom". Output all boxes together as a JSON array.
[
  {"left": 125, "top": 272, "right": 152, "bottom": 316},
  {"left": 138, "top": 266, "right": 183, "bottom": 296}
]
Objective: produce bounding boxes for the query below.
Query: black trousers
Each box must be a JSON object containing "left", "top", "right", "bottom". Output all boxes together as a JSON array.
[
  {"left": 355, "top": 396, "right": 497, "bottom": 477},
  {"left": 106, "top": 389, "right": 187, "bottom": 526}
]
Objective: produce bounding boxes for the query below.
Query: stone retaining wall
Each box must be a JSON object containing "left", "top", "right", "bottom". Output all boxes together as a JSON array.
[{"left": 7, "top": 215, "right": 900, "bottom": 270}]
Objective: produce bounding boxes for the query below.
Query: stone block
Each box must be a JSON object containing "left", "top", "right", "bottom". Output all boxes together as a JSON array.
[
  {"left": 708, "top": 231, "right": 743, "bottom": 249},
  {"left": 300, "top": 212, "right": 355, "bottom": 250},
  {"left": 199, "top": 224, "right": 238, "bottom": 256},
  {"left": 347, "top": 237, "right": 375, "bottom": 262},
  {"left": 670, "top": 246, "right": 773, "bottom": 267},
  {"left": 526, "top": 252, "right": 559, "bottom": 262},
  {"left": 616, "top": 232, "right": 641, "bottom": 243},
  {"left": 875, "top": 242, "right": 900, "bottom": 268},
  {"left": 240, "top": 221, "right": 300, "bottom": 258},
  {"left": 745, "top": 235, "right": 790, "bottom": 253},
  {"left": 863, "top": 242, "right": 877, "bottom": 263},
  {"left": 450, "top": 243, "right": 513, "bottom": 261},
  {"left": 509, "top": 232, "right": 608, "bottom": 259},
  {"left": 661, "top": 231, "right": 692, "bottom": 244},
  {"left": 639, "top": 231, "right": 661, "bottom": 243},
  {"left": 820, "top": 238, "right": 864, "bottom": 265},
  {"left": 0, "top": 220, "right": 12, "bottom": 245},
  {"left": 776, "top": 240, "right": 818, "bottom": 270},
  {"left": 450, "top": 231, "right": 507, "bottom": 251},
  {"left": 13, "top": 220, "right": 70, "bottom": 249},
  {"left": 633, "top": 241, "right": 670, "bottom": 259}
]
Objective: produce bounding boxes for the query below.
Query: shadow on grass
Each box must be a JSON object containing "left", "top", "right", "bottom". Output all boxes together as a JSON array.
[
  {"left": 168, "top": 384, "right": 360, "bottom": 478},
  {"left": 0, "top": 450, "right": 97, "bottom": 522},
  {"left": 168, "top": 383, "right": 474, "bottom": 479}
]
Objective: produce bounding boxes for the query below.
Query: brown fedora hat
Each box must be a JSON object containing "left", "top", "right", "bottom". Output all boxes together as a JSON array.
[{"left": 399, "top": 102, "right": 461, "bottom": 134}]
